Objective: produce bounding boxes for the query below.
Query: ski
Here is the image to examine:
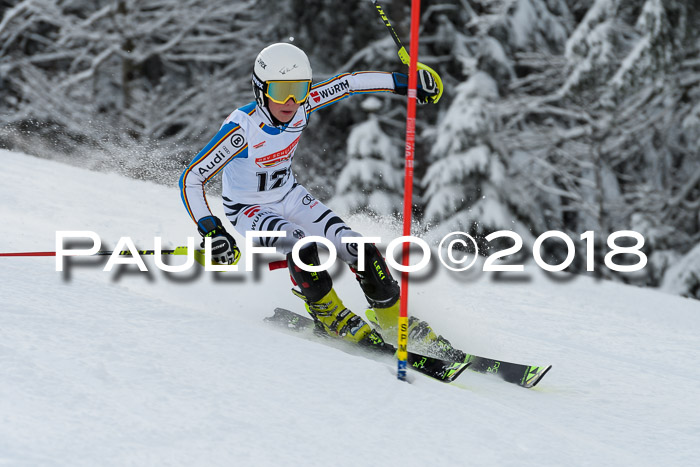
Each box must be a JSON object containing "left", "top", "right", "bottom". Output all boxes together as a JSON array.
[
  {"left": 269, "top": 307, "right": 551, "bottom": 388},
  {"left": 365, "top": 310, "right": 551, "bottom": 388},
  {"left": 265, "top": 308, "right": 469, "bottom": 383},
  {"left": 461, "top": 354, "right": 551, "bottom": 389}
]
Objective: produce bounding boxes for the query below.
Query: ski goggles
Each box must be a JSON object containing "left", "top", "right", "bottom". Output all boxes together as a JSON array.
[{"left": 265, "top": 80, "right": 311, "bottom": 104}]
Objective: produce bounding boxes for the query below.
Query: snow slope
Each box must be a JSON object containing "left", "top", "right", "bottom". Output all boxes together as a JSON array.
[{"left": 1, "top": 149, "right": 699, "bottom": 466}]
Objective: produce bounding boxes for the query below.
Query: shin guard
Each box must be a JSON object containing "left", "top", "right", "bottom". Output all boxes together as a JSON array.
[
  {"left": 287, "top": 243, "right": 333, "bottom": 303},
  {"left": 353, "top": 243, "right": 400, "bottom": 309}
]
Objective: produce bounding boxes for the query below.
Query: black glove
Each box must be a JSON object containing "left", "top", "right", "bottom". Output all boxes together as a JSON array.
[
  {"left": 197, "top": 216, "right": 240, "bottom": 265},
  {"left": 392, "top": 69, "right": 439, "bottom": 104}
]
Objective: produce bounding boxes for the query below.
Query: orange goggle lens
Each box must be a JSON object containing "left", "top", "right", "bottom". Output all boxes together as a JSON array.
[{"left": 265, "top": 80, "right": 311, "bottom": 104}]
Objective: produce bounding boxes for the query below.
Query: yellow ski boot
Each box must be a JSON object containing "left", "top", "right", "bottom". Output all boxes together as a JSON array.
[
  {"left": 352, "top": 243, "right": 464, "bottom": 360},
  {"left": 287, "top": 243, "right": 387, "bottom": 349},
  {"left": 366, "top": 301, "right": 465, "bottom": 361},
  {"left": 292, "top": 287, "right": 374, "bottom": 344}
]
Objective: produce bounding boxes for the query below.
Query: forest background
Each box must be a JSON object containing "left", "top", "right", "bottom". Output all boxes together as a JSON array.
[{"left": 1, "top": 0, "right": 698, "bottom": 298}]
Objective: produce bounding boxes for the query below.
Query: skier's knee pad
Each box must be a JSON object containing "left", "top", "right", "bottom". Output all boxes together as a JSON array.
[
  {"left": 354, "top": 243, "right": 400, "bottom": 308},
  {"left": 287, "top": 243, "right": 333, "bottom": 303}
]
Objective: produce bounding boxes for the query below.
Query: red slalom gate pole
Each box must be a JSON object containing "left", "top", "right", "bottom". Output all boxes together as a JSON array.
[{"left": 397, "top": 0, "right": 422, "bottom": 381}]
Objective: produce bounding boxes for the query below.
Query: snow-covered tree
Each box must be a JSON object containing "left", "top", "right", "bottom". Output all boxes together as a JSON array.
[
  {"left": 1, "top": 0, "right": 698, "bottom": 295},
  {"left": 0, "top": 0, "right": 275, "bottom": 181},
  {"left": 661, "top": 243, "right": 700, "bottom": 300},
  {"left": 421, "top": 0, "right": 575, "bottom": 249},
  {"left": 331, "top": 97, "right": 403, "bottom": 216},
  {"left": 422, "top": 72, "right": 526, "bottom": 242}
]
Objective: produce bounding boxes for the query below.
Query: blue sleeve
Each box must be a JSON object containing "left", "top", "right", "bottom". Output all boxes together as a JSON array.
[{"left": 179, "top": 121, "right": 248, "bottom": 223}]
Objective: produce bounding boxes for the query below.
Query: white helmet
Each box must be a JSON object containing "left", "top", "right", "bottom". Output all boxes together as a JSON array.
[{"left": 252, "top": 43, "right": 313, "bottom": 110}]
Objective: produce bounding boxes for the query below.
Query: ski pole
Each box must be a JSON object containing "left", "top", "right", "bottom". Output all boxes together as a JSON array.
[
  {"left": 371, "top": 0, "right": 444, "bottom": 103},
  {"left": 0, "top": 246, "right": 243, "bottom": 268},
  {"left": 0, "top": 247, "right": 196, "bottom": 257}
]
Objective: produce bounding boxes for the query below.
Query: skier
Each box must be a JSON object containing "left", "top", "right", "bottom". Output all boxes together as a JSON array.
[{"left": 180, "top": 43, "right": 456, "bottom": 354}]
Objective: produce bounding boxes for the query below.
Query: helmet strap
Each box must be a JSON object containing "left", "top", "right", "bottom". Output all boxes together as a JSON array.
[
  {"left": 253, "top": 93, "right": 289, "bottom": 129},
  {"left": 252, "top": 71, "right": 305, "bottom": 130},
  {"left": 263, "top": 95, "right": 287, "bottom": 127}
]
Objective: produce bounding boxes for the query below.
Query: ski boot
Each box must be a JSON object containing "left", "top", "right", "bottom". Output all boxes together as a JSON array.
[
  {"left": 365, "top": 300, "right": 465, "bottom": 361},
  {"left": 287, "top": 243, "right": 389, "bottom": 351},
  {"left": 352, "top": 243, "right": 466, "bottom": 361}
]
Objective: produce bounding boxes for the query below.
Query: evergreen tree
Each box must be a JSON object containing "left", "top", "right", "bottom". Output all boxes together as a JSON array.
[
  {"left": 1, "top": 0, "right": 275, "bottom": 182},
  {"left": 1, "top": 0, "right": 698, "bottom": 295},
  {"left": 332, "top": 98, "right": 403, "bottom": 217}
]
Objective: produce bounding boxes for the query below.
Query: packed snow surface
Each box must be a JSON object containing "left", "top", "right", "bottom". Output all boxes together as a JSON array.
[{"left": 1, "top": 150, "right": 699, "bottom": 466}]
